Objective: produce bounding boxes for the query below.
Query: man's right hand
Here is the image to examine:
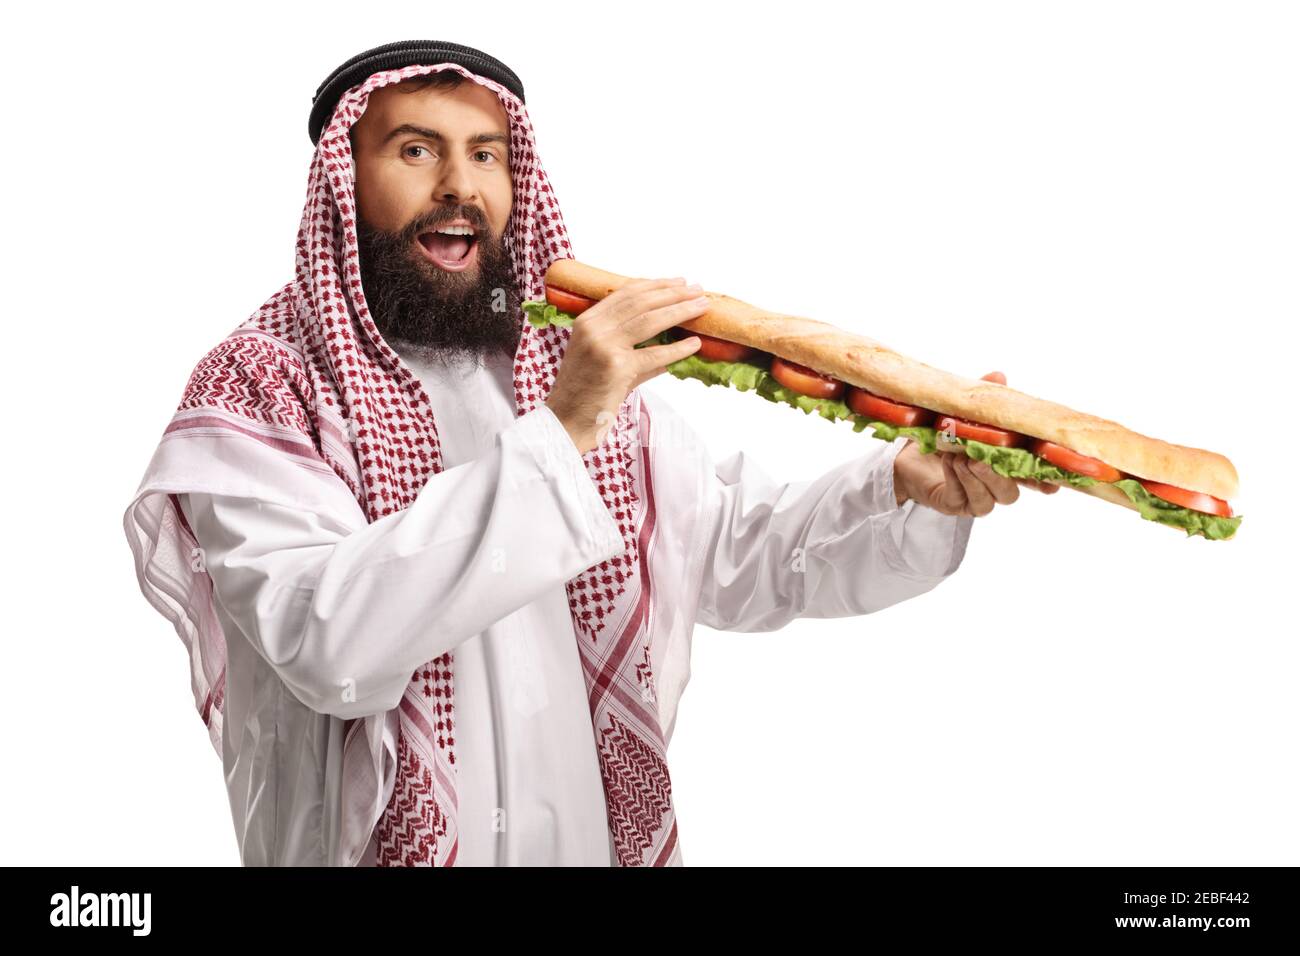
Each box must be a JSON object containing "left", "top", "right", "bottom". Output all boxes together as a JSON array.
[{"left": 544, "top": 277, "right": 710, "bottom": 454}]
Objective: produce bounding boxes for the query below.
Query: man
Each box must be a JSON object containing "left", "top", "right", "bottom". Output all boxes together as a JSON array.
[{"left": 122, "top": 41, "right": 1055, "bottom": 867}]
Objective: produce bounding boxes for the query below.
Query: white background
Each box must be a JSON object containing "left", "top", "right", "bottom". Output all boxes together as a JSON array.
[{"left": 2, "top": 0, "right": 1295, "bottom": 865}]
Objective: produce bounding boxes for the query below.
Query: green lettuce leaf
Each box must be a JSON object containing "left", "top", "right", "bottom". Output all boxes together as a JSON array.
[
  {"left": 1108, "top": 479, "right": 1241, "bottom": 540},
  {"left": 522, "top": 300, "right": 1241, "bottom": 540},
  {"left": 958, "top": 438, "right": 1100, "bottom": 488},
  {"left": 523, "top": 300, "right": 575, "bottom": 329}
]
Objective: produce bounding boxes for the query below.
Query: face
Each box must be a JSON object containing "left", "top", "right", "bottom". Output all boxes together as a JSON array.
[{"left": 350, "top": 77, "right": 521, "bottom": 366}]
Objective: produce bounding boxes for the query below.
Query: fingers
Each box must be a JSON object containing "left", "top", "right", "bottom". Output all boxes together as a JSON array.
[
  {"left": 971, "top": 458, "right": 1020, "bottom": 506},
  {"left": 598, "top": 277, "right": 685, "bottom": 308},
  {"left": 952, "top": 453, "right": 1063, "bottom": 518},
  {"left": 621, "top": 276, "right": 686, "bottom": 292},
  {"left": 1019, "top": 478, "right": 1061, "bottom": 494},
  {"left": 949, "top": 455, "right": 1002, "bottom": 515},
  {"left": 620, "top": 287, "right": 712, "bottom": 344},
  {"left": 936, "top": 451, "right": 969, "bottom": 514},
  {"left": 587, "top": 278, "right": 689, "bottom": 327},
  {"left": 631, "top": 334, "right": 701, "bottom": 382},
  {"left": 607, "top": 277, "right": 691, "bottom": 305},
  {"left": 964, "top": 369, "right": 1062, "bottom": 504}
]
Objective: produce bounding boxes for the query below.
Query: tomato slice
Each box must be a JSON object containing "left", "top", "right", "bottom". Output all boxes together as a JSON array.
[
  {"left": 934, "top": 415, "right": 1027, "bottom": 448},
  {"left": 545, "top": 285, "right": 598, "bottom": 316},
  {"left": 1138, "top": 479, "right": 1233, "bottom": 517},
  {"left": 769, "top": 357, "right": 845, "bottom": 400},
  {"left": 845, "top": 386, "right": 935, "bottom": 427},
  {"left": 667, "top": 326, "right": 763, "bottom": 363},
  {"left": 1030, "top": 439, "right": 1125, "bottom": 482}
]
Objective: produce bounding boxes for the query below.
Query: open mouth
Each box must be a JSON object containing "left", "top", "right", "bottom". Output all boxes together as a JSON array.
[{"left": 417, "top": 230, "right": 480, "bottom": 272}]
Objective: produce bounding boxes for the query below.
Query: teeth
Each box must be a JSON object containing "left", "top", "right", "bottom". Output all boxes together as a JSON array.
[{"left": 434, "top": 225, "right": 475, "bottom": 236}]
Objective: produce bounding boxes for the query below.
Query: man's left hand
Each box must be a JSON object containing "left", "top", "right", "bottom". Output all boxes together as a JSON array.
[{"left": 891, "top": 371, "right": 1061, "bottom": 516}]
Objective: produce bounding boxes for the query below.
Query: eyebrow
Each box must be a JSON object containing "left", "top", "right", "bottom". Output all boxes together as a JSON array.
[{"left": 380, "top": 123, "right": 510, "bottom": 149}]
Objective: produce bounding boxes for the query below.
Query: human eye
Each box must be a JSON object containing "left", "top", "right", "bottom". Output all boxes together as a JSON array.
[
  {"left": 473, "top": 149, "right": 499, "bottom": 164},
  {"left": 403, "top": 144, "right": 432, "bottom": 159}
]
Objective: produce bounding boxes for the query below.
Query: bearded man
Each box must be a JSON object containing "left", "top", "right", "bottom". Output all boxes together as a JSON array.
[{"left": 123, "top": 40, "right": 1051, "bottom": 867}]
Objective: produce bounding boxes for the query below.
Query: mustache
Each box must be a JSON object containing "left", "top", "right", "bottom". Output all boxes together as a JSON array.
[{"left": 405, "top": 207, "right": 492, "bottom": 239}]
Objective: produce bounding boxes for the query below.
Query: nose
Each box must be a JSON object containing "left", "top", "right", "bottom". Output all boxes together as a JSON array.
[{"left": 432, "top": 152, "right": 477, "bottom": 205}]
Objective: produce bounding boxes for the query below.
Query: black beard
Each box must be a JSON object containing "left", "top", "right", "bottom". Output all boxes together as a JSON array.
[{"left": 356, "top": 212, "right": 522, "bottom": 370}]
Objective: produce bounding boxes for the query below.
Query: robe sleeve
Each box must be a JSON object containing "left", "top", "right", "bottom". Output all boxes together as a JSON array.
[
  {"left": 695, "top": 434, "right": 974, "bottom": 632},
  {"left": 177, "top": 404, "right": 625, "bottom": 719}
]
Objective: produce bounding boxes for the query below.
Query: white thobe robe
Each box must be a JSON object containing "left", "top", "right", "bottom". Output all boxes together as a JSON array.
[{"left": 175, "top": 339, "right": 974, "bottom": 866}]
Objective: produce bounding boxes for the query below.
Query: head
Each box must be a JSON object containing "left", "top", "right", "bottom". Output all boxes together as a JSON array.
[{"left": 350, "top": 70, "right": 521, "bottom": 367}]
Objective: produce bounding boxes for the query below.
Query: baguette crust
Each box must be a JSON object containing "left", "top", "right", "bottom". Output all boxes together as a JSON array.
[{"left": 545, "top": 259, "right": 1240, "bottom": 501}]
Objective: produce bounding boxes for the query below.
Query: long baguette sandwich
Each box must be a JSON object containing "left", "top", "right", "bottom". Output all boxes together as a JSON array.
[{"left": 522, "top": 259, "right": 1242, "bottom": 540}]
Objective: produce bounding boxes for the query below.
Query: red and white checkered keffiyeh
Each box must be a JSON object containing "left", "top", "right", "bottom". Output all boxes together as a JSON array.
[{"left": 122, "top": 62, "right": 680, "bottom": 866}]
